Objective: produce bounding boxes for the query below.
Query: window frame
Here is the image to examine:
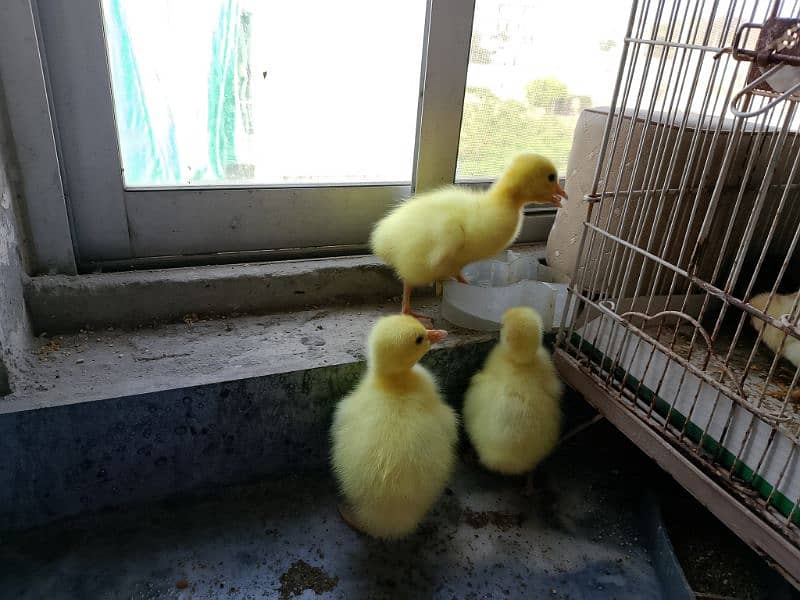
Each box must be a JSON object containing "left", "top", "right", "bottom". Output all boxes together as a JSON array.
[{"left": 2, "top": 0, "right": 557, "bottom": 274}]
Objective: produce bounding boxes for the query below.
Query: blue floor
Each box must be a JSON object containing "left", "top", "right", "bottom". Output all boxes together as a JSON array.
[{"left": 0, "top": 425, "right": 686, "bottom": 599}]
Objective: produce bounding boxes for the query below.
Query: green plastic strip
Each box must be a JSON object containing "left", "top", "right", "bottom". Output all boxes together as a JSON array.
[{"left": 570, "top": 332, "right": 800, "bottom": 526}]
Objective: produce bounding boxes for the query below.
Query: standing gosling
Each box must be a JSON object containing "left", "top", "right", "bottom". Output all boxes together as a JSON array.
[
  {"left": 370, "top": 154, "right": 567, "bottom": 320},
  {"left": 331, "top": 315, "right": 458, "bottom": 539},
  {"left": 464, "top": 307, "right": 563, "bottom": 480}
]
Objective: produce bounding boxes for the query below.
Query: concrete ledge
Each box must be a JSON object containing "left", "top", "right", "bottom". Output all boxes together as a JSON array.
[
  {"left": 0, "top": 301, "right": 498, "bottom": 530},
  {"left": 25, "top": 255, "right": 428, "bottom": 335},
  {"left": 25, "top": 244, "right": 547, "bottom": 335},
  {"left": 6, "top": 301, "right": 489, "bottom": 412}
]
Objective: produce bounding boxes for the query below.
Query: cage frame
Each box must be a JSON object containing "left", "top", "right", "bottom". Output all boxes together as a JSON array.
[{"left": 555, "top": 0, "right": 800, "bottom": 588}]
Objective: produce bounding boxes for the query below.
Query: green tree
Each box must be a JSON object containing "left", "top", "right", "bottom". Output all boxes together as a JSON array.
[
  {"left": 525, "top": 78, "right": 570, "bottom": 111},
  {"left": 457, "top": 86, "right": 575, "bottom": 178}
]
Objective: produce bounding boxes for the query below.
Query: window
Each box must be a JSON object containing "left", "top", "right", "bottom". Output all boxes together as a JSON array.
[
  {"left": 102, "top": 0, "right": 426, "bottom": 187},
  {"left": 457, "top": 0, "right": 630, "bottom": 179},
  {"left": 7, "top": 0, "right": 633, "bottom": 271}
]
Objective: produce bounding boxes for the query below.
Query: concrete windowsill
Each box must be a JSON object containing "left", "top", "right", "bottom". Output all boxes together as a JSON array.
[
  {"left": 5, "top": 301, "right": 496, "bottom": 415},
  {"left": 25, "top": 244, "right": 547, "bottom": 335},
  {"left": 25, "top": 254, "right": 413, "bottom": 335},
  {"left": 10, "top": 244, "right": 548, "bottom": 414},
  {"left": 1, "top": 300, "right": 500, "bottom": 530}
]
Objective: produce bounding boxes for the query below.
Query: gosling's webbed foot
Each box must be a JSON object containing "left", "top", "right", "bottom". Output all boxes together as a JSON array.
[{"left": 455, "top": 272, "right": 469, "bottom": 285}]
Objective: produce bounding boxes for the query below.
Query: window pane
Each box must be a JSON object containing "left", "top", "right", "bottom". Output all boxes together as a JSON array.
[
  {"left": 102, "top": 0, "right": 426, "bottom": 187},
  {"left": 456, "top": 0, "right": 630, "bottom": 179}
]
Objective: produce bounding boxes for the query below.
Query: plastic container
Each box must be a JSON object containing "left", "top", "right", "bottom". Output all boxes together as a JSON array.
[
  {"left": 764, "top": 64, "right": 800, "bottom": 95},
  {"left": 441, "top": 250, "right": 574, "bottom": 331}
]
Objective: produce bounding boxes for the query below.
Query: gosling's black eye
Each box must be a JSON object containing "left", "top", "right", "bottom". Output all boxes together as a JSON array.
[
  {"left": 415, "top": 335, "right": 424, "bottom": 345},
  {"left": 548, "top": 173, "right": 556, "bottom": 182}
]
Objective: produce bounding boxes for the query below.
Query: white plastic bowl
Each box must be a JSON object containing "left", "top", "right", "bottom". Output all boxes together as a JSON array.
[{"left": 441, "top": 251, "right": 574, "bottom": 331}]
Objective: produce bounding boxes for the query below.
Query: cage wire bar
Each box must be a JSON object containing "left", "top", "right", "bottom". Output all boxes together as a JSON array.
[{"left": 555, "top": 0, "right": 800, "bottom": 586}]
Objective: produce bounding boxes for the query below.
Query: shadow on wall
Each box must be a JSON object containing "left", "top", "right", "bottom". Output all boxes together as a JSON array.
[{"left": 0, "top": 79, "right": 33, "bottom": 394}]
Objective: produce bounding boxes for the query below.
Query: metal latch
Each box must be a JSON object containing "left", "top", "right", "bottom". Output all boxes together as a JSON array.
[{"left": 720, "top": 18, "right": 800, "bottom": 117}]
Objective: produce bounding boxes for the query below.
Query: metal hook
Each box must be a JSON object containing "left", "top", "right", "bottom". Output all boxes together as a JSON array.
[
  {"left": 598, "top": 299, "right": 617, "bottom": 312},
  {"left": 729, "top": 63, "right": 800, "bottom": 118},
  {"left": 619, "top": 310, "right": 748, "bottom": 401}
]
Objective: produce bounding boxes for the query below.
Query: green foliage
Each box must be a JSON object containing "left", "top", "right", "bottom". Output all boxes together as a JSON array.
[
  {"left": 457, "top": 77, "right": 586, "bottom": 178},
  {"left": 525, "top": 78, "right": 569, "bottom": 110}
]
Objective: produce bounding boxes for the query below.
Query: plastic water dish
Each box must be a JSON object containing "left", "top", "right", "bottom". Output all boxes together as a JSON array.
[{"left": 442, "top": 251, "right": 573, "bottom": 331}]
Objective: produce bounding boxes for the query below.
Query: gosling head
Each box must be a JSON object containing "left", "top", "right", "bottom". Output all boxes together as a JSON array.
[
  {"left": 491, "top": 153, "right": 567, "bottom": 209},
  {"left": 500, "top": 307, "right": 543, "bottom": 360},
  {"left": 368, "top": 315, "right": 448, "bottom": 375}
]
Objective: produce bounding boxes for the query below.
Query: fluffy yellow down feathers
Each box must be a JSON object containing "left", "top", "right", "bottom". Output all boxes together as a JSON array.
[
  {"left": 330, "top": 315, "right": 458, "bottom": 539},
  {"left": 464, "top": 307, "right": 563, "bottom": 476},
  {"left": 370, "top": 154, "right": 566, "bottom": 315}
]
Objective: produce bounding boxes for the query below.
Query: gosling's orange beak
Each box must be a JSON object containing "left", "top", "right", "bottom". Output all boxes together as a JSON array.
[
  {"left": 426, "top": 329, "right": 448, "bottom": 344},
  {"left": 551, "top": 182, "right": 568, "bottom": 208}
]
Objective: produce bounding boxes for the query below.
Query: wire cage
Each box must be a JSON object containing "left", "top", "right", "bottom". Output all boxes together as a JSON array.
[{"left": 554, "top": 0, "right": 800, "bottom": 586}]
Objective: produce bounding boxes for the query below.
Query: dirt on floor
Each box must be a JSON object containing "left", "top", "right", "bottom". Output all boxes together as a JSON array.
[
  {"left": 659, "top": 478, "right": 793, "bottom": 600},
  {"left": 278, "top": 559, "right": 339, "bottom": 600},
  {"left": 461, "top": 508, "right": 525, "bottom": 531}
]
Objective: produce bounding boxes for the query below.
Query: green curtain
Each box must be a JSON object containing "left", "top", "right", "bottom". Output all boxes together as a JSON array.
[
  {"left": 106, "top": 0, "right": 247, "bottom": 185},
  {"left": 105, "top": 0, "right": 181, "bottom": 186},
  {"left": 207, "top": 0, "right": 241, "bottom": 181}
]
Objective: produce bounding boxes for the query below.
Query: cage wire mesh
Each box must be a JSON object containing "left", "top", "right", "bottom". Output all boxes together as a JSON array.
[{"left": 556, "top": 0, "right": 800, "bottom": 580}]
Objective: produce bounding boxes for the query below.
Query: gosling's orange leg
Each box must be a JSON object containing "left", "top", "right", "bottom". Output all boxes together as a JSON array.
[
  {"left": 401, "top": 282, "right": 433, "bottom": 327},
  {"left": 455, "top": 272, "right": 469, "bottom": 284},
  {"left": 791, "top": 388, "right": 800, "bottom": 402}
]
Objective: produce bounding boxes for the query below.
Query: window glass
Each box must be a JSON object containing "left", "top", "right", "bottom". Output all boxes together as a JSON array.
[
  {"left": 456, "top": 0, "right": 630, "bottom": 179},
  {"left": 103, "top": 0, "right": 427, "bottom": 187}
]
